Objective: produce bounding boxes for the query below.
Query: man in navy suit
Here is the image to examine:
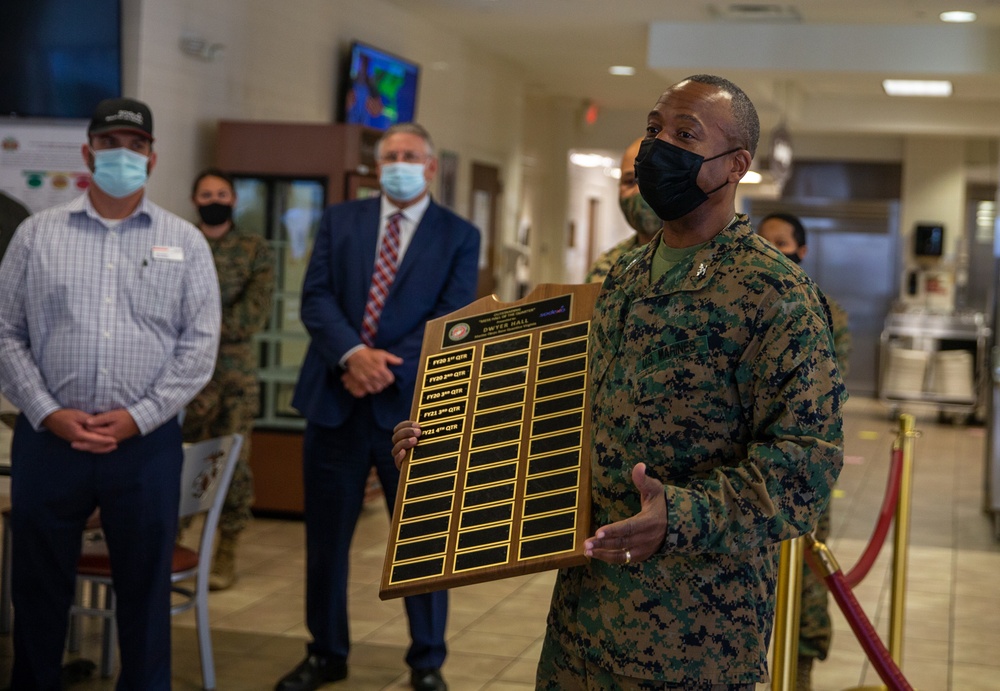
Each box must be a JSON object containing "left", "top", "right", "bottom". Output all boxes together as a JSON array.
[{"left": 276, "top": 122, "right": 480, "bottom": 691}]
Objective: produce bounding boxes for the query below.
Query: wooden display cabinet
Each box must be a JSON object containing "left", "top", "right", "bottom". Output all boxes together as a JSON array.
[{"left": 216, "top": 121, "right": 381, "bottom": 515}]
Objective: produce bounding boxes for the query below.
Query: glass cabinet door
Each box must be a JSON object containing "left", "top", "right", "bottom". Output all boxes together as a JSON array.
[{"left": 234, "top": 176, "right": 325, "bottom": 429}]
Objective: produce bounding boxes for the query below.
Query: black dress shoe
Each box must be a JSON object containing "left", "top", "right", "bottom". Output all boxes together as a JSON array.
[
  {"left": 61, "top": 659, "right": 96, "bottom": 686},
  {"left": 410, "top": 667, "right": 447, "bottom": 691},
  {"left": 275, "top": 653, "right": 347, "bottom": 691}
]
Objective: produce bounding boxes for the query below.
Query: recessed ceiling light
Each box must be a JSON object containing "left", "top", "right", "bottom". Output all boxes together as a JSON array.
[
  {"left": 882, "top": 79, "right": 953, "bottom": 97},
  {"left": 570, "top": 153, "right": 615, "bottom": 168},
  {"left": 609, "top": 65, "right": 636, "bottom": 76},
  {"left": 940, "top": 10, "right": 977, "bottom": 23},
  {"left": 743, "top": 170, "right": 762, "bottom": 184}
]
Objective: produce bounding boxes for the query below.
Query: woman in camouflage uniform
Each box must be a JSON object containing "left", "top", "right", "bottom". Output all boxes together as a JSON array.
[
  {"left": 758, "top": 212, "right": 851, "bottom": 690},
  {"left": 183, "top": 169, "right": 274, "bottom": 590}
]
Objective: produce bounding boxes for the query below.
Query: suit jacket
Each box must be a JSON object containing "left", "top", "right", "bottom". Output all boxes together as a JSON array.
[{"left": 292, "top": 195, "right": 480, "bottom": 429}]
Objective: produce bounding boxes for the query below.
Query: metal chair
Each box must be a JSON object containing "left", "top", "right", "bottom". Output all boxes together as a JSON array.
[{"left": 69, "top": 433, "right": 243, "bottom": 690}]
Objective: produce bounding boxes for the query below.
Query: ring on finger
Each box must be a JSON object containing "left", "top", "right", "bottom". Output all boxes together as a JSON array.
[{"left": 624, "top": 548, "right": 631, "bottom": 564}]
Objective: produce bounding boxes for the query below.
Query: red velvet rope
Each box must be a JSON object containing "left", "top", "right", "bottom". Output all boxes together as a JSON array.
[
  {"left": 813, "top": 558, "right": 914, "bottom": 691},
  {"left": 843, "top": 444, "right": 904, "bottom": 588}
]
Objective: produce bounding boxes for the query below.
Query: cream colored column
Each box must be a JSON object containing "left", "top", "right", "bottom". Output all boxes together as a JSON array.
[
  {"left": 898, "top": 137, "right": 965, "bottom": 310},
  {"left": 521, "top": 94, "right": 579, "bottom": 288}
]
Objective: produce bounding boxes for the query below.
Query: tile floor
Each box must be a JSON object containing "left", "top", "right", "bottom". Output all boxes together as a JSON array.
[{"left": 0, "top": 395, "right": 998, "bottom": 690}]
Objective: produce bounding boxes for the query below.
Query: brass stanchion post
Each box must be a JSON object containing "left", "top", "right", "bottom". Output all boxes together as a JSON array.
[
  {"left": 848, "top": 413, "right": 918, "bottom": 691},
  {"left": 771, "top": 536, "right": 803, "bottom": 690},
  {"left": 889, "top": 413, "right": 916, "bottom": 667}
]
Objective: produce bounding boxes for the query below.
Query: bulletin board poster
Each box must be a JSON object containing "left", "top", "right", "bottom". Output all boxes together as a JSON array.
[{"left": 0, "top": 120, "right": 90, "bottom": 213}]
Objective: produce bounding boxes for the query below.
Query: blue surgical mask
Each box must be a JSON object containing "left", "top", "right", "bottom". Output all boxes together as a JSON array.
[
  {"left": 380, "top": 162, "right": 427, "bottom": 202},
  {"left": 91, "top": 147, "right": 149, "bottom": 198}
]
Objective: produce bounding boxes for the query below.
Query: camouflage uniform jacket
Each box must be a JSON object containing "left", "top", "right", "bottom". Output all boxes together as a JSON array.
[
  {"left": 545, "top": 215, "right": 845, "bottom": 684},
  {"left": 827, "top": 296, "right": 851, "bottom": 378},
  {"left": 207, "top": 227, "right": 274, "bottom": 376},
  {"left": 585, "top": 234, "right": 642, "bottom": 284}
]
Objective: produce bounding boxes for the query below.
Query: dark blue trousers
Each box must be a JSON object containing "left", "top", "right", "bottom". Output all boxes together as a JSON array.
[
  {"left": 9, "top": 415, "right": 182, "bottom": 691},
  {"left": 303, "top": 401, "right": 448, "bottom": 670}
]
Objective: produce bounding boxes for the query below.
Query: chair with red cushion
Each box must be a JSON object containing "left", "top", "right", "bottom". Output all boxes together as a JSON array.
[{"left": 68, "top": 434, "right": 243, "bottom": 690}]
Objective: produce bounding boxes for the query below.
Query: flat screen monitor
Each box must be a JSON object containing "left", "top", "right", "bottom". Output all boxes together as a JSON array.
[
  {"left": 915, "top": 224, "right": 944, "bottom": 257},
  {"left": 342, "top": 42, "right": 419, "bottom": 130},
  {"left": 0, "top": 0, "right": 122, "bottom": 119}
]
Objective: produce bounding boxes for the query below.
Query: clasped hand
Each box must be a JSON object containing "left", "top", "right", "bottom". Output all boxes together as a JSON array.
[
  {"left": 391, "top": 422, "right": 669, "bottom": 566},
  {"left": 342, "top": 347, "right": 403, "bottom": 397},
  {"left": 42, "top": 408, "right": 140, "bottom": 454}
]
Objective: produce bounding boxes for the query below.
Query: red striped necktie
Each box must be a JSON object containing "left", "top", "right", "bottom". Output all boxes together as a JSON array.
[{"left": 361, "top": 212, "right": 403, "bottom": 347}]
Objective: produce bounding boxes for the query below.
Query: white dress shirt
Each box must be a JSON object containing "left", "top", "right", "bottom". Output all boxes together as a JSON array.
[{"left": 377, "top": 193, "right": 430, "bottom": 267}]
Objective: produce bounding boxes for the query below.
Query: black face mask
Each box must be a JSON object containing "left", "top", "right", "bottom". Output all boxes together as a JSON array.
[
  {"left": 783, "top": 251, "right": 802, "bottom": 265},
  {"left": 197, "top": 202, "right": 233, "bottom": 227},
  {"left": 634, "top": 138, "right": 739, "bottom": 221}
]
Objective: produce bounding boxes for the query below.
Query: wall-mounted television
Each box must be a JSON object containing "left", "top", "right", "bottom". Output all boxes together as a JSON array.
[
  {"left": 341, "top": 42, "right": 419, "bottom": 131},
  {"left": 0, "top": 0, "right": 122, "bottom": 119}
]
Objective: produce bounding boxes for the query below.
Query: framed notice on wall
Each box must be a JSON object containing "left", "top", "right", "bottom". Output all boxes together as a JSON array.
[{"left": 380, "top": 283, "right": 601, "bottom": 600}]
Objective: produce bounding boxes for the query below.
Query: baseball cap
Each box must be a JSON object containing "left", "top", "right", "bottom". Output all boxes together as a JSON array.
[{"left": 88, "top": 98, "right": 154, "bottom": 141}]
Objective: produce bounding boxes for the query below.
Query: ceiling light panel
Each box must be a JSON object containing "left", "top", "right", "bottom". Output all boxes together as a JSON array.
[
  {"left": 882, "top": 79, "right": 953, "bottom": 97},
  {"left": 940, "top": 11, "right": 977, "bottom": 23}
]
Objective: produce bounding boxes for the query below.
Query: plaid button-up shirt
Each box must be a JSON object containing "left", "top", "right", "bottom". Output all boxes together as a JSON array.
[{"left": 0, "top": 193, "right": 220, "bottom": 435}]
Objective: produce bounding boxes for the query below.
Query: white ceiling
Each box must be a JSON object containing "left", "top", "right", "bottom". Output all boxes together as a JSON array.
[{"left": 384, "top": 0, "right": 1000, "bottom": 138}]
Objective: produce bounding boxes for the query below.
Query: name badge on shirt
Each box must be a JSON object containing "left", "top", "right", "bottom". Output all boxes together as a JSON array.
[{"left": 152, "top": 245, "right": 184, "bottom": 262}]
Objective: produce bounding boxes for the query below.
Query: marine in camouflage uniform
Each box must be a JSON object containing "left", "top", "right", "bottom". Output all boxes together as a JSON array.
[
  {"left": 586, "top": 136, "right": 662, "bottom": 286},
  {"left": 182, "top": 225, "right": 274, "bottom": 558},
  {"left": 537, "top": 212, "right": 845, "bottom": 687},
  {"left": 796, "top": 295, "right": 848, "bottom": 678},
  {"left": 757, "top": 212, "right": 851, "bottom": 687},
  {"left": 586, "top": 235, "right": 642, "bottom": 285}
]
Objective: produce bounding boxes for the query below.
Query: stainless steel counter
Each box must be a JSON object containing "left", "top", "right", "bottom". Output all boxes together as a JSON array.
[{"left": 878, "top": 309, "right": 989, "bottom": 419}]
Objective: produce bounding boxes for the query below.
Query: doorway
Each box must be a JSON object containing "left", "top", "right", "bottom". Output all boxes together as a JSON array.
[{"left": 470, "top": 162, "right": 502, "bottom": 298}]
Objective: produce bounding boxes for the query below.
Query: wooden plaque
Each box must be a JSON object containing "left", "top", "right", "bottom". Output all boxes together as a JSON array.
[{"left": 379, "top": 283, "right": 601, "bottom": 599}]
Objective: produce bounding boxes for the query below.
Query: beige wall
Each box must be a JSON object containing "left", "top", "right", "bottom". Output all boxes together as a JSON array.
[{"left": 897, "top": 137, "right": 967, "bottom": 307}]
